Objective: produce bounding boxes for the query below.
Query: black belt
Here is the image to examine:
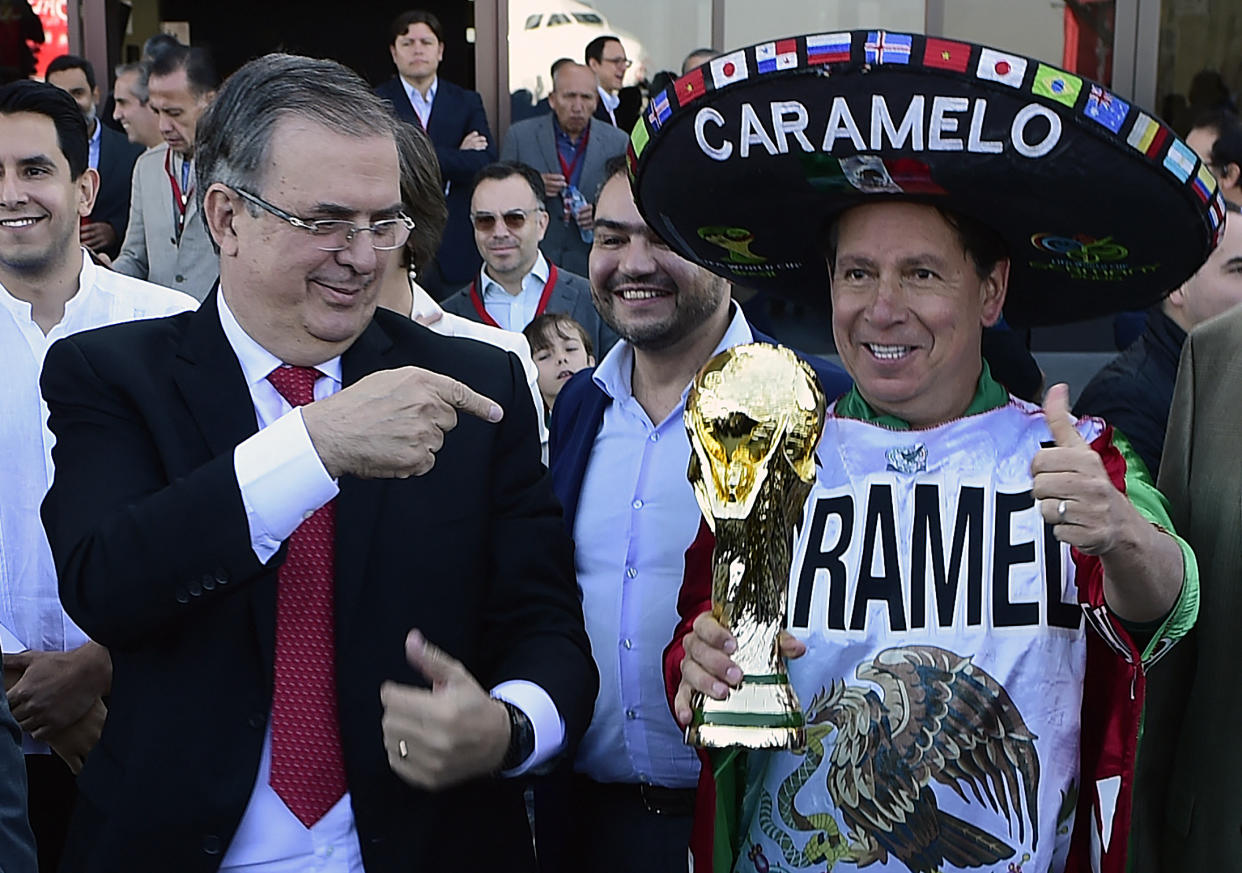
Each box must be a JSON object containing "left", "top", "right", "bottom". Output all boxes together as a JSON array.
[{"left": 572, "top": 775, "right": 696, "bottom": 817}]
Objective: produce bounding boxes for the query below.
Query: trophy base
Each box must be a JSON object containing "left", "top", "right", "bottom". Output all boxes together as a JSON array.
[{"left": 686, "top": 673, "right": 806, "bottom": 752}]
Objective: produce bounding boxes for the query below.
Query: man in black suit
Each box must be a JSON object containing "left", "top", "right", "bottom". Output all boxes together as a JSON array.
[
  {"left": 40, "top": 53, "right": 595, "bottom": 873},
  {"left": 584, "top": 35, "right": 640, "bottom": 133},
  {"left": 46, "top": 54, "right": 142, "bottom": 258},
  {"left": 376, "top": 9, "right": 496, "bottom": 299}
]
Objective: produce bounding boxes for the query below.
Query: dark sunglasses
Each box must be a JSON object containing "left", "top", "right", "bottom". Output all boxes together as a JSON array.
[{"left": 470, "top": 207, "right": 544, "bottom": 232}]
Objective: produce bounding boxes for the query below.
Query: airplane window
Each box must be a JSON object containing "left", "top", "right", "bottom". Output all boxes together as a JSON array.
[
  {"left": 571, "top": 13, "right": 604, "bottom": 24},
  {"left": 524, "top": 14, "right": 542, "bottom": 29},
  {"left": 547, "top": 13, "right": 571, "bottom": 25}
]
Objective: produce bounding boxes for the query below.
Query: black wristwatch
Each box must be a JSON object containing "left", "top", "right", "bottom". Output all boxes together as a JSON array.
[{"left": 498, "top": 700, "right": 535, "bottom": 771}]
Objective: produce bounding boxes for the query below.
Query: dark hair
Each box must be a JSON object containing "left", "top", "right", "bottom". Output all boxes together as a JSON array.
[
  {"left": 549, "top": 57, "right": 574, "bottom": 79},
  {"left": 0, "top": 80, "right": 88, "bottom": 178},
  {"left": 142, "top": 33, "right": 182, "bottom": 63},
  {"left": 45, "top": 54, "right": 96, "bottom": 91},
  {"left": 523, "top": 312, "right": 593, "bottom": 358},
  {"left": 394, "top": 121, "right": 446, "bottom": 273},
  {"left": 596, "top": 153, "right": 629, "bottom": 203},
  {"left": 821, "top": 204, "right": 1009, "bottom": 280},
  {"left": 114, "top": 61, "right": 152, "bottom": 103},
  {"left": 195, "top": 53, "right": 395, "bottom": 230},
  {"left": 584, "top": 35, "right": 621, "bottom": 65},
  {"left": 472, "top": 160, "right": 546, "bottom": 202},
  {"left": 1192, "top": 108, "right": 1242, "bottom": 174},
  {"left": 149, "top": 44, "right": 219, "bottom": 97},
  {"left": 390, "top": 10, "right": 443, "bottom": 45}
]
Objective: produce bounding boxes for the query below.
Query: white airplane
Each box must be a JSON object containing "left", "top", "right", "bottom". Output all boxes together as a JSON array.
[{"left": 507, "top": 0, "right": 649, "bottom": 106}]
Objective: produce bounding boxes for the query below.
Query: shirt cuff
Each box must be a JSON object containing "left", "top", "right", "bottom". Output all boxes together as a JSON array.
[
  {"left": 491, "top": 679, "right": 565, "bottom": 777},
  {"left": 234, "top": 408, "right": 339, "bottom": 564}
]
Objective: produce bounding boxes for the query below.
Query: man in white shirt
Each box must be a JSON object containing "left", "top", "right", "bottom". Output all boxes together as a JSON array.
[
  {"left": 39, "top": 54, "right": 594, "bottom": 873},
  {"left": 441, "top": 161, "right": 616, "bottom": 357},
  {"left": 0, "top": 80, "right": 195, "bottom": 871},
  {"left": 585, "top": 35, "right": 638, "bottom": 133}
]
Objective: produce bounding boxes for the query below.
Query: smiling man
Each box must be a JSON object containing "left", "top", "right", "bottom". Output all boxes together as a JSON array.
[
  {"left": 111, "top": 61, "right": 162, "bottom": 150},
  {"left": 537, "top": 155, "right": 849, "bottom": 873},
  {"left": 640, "top": 31, "right": 1210, "bottom": 873},
  {"left": 0, "top": 80, "right": 193, "bottom": 872},
  {"left": 38, "top": 53, "right": 594, "bottom": 873},
  {"left": 112, "top": 43, "right": 219, "bottom": 301},
  {"left": 441, "top": 160, "right": 616, "bottom": 356}
]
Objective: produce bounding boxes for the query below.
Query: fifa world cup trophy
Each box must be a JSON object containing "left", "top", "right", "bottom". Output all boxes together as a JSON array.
[{"left": 684, "top": 343, "right": 825, "bottom": 751}]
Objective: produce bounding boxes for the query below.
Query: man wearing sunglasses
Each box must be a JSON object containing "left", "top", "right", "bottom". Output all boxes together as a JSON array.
[
  {"left": 39, "top": 54, "right": 595, "bottom": 873},
  {"left": 442, "top": 161, "right": 617, "bottom": 357}
]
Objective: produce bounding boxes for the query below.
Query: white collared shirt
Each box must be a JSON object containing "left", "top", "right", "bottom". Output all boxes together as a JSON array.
[
  {"left": 596, "top": 85, "right": 619, "bottom": 125},
  {"left": 400, "top": 75, "right": 437, "bottom": 129},
  {"left": 572, "top": 303, "right": 753, "bottom": 787},
  {"left": 0, "top": 252, "right": 195, "bottom": 749},
  {"left": 478, "top": 251, "right": 551, "bottom": 332},
  {"left": 219, "top": 291, "right": 561, "bottom": 870}
]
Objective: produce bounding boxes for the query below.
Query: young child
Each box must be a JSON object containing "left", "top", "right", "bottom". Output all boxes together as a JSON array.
[{"left": 523, "top": 313, "right": 595, "bottom": 422}]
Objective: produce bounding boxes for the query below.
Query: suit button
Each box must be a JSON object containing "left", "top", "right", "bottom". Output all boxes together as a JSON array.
[
  {"left": 214, "top": 569, "right": 229, "bottom": 586},
  {"left": 247, "top": 712, "right": 265, "bottom": 729},
  {"left": 187, "top": 581, "right": 202, "bottom": 597},
  {"left": 175, "top": 274, "right": 185, "bottom": 283},
  {"left": 200, "top": 572, "right": 217, "bottom": 592},
  {"left": 175, "top": 589, "right": 190, "bottom": 604},
  {"left": 202, "top": 834, "right": 221, "bottom": 855}
]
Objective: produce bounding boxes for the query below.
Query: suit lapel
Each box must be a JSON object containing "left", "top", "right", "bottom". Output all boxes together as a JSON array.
[
  {"left": 334, "top": 318, "right": 396, "bottom": 647},
  {"left": 535, "top": 117, "right": 558, "bottom": 175}
]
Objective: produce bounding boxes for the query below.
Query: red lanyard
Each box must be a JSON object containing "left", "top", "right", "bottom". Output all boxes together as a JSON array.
[
  {"left": 557, "top": 126, "right": 590, "bottom": 184},
  {"left": 469, "top": 263, "right": 559, "bottom": 328},
  {"left": 164, "top": 149, "right": 193, "bottom": 240}
]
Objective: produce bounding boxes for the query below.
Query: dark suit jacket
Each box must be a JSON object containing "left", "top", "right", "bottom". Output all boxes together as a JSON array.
[
  {"left": 89, "top": 123, "right": 143, "bottom": 258},
  {"left": 592, "top": 85, "right": 641, "bottom": 133},
  {"left": 500, "top": 116, "right": 629, "bottom": 277},
  {"left": 376, "top": 76, "right": 497, "bottom": 288},
  {"left": 547, "top": 326, "right": 853, "bottom": 530},
  {"left": 440, "top": 261, "right": 619, "bottom": 358},
  {"left": 40, "top": 294, "right": 596, "bottom": 873},
  {"left": 0, "top": 654, "right": 35, "bottom": 873}
]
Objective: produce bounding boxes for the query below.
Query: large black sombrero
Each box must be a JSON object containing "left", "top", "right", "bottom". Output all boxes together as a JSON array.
[{"left": 628, "top": 30, "right": 1227, "bottom": 326}]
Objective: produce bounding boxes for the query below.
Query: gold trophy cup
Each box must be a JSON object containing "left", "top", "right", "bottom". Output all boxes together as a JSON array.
[{"left": 684, "top": 343, "right": 825, "bottom": 751}]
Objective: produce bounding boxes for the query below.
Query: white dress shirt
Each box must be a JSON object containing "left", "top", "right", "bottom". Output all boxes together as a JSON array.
[
  {"left": 0, "top": 252, "right": 195, "bottom": 748},
  {"left": 217, "top": 292, "right": 562, "bottom": 871},
  {"left": 597, "top": 85, "right": 620, "bottom": 125},
  {"left": 573, "top": 304, "right": 752, "bottom": 787},
  {"left": 478, "top": 251, "right": 551, "bottom": 333},
  {"left": 400, "top": 76, "right": 437, "bottom": 130}
]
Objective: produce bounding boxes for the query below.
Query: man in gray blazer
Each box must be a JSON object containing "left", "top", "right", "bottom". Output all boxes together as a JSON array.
[
  {"left": 112, "top": 44, "right": 219, "bottom": 302},
  {"left": 1136, "top": 297, "right": 1242, "bottom": 872},
  {"left": 500, "top": 63, "right": 628, "bottom": 277},
  {"left": 442, "top": 161, "right": 617, "bottom": 356}
]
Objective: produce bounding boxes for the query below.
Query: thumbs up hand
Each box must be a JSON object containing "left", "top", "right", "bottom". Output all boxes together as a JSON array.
[
  {"left": 380, "top": 629, "right": 511, "bottom": 789},
  {"left": 1030, "top": 383, "right": 1133, "bottom": 556}
]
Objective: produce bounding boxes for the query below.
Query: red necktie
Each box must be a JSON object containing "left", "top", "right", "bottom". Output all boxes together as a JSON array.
[{"left": 265, "top": 365, "right": 346, "bottom": 827}]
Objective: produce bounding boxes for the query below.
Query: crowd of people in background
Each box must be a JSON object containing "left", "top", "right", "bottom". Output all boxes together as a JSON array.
[{"left": 0, "top": 8, "right": 1239, "bottom": 873}]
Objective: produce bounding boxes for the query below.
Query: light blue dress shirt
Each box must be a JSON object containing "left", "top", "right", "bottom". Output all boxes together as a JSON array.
[
  {"left": 480, "top": 251, "right": 551, "bottom": 332},
  {"left": 400, "top": 76, "right": 437, "bottom": 130},
  {"left": 572, "top": 304, "right": 752, "bottom": 787}
]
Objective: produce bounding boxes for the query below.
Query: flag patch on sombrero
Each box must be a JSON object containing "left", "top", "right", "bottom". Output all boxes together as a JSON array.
[
  {"left": 1084, "top": 85, "right": 1129, "bottom": 134},
  {"left": 674, "top": 67, "right": 707, "bottom": 107},
  {"left": 976, "top": 48, "right": 1027, "bottom": 88},
  {"left": 1126, "top": 113, "right": 1168, "bottom": 158},
  {"left": 806, "top": 32, "right": 850, "bottom": 65},
  {"left": 865, "top": 31, "right": 912, "bottom": 65},
  {"left": 1192, "top": 163, "right": 1217, "bottom": 203},
  {"left": 710, "top": 50, "right": 749, "bottom": 89},
  {"left": 1164, "top": 140, "right": 1197, "bottom": 182},
  {"left": 1032, "top": 63, "right": 1082, "bottom": 107},
  {"left": 647, "top": 90, "right": 672, "bottom": 130},
  {"left": 923, "top": 38, "right": 971, "bottom": 73},
  {"left": 756, "top": 40, "right": 798, "bottom": 73}
]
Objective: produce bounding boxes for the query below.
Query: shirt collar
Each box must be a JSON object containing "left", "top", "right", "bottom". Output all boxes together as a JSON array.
[
  {"left": 833, "top": 360, "right": 1009, "bottom": 430},
  {"left": 480, "top": 251, "right": 549, "bottom": 299},
  {"left": 402, "top": 75, "right": 437, "bottom": 103},
  {"left": 597, "top": 85, "right": 620, "bottom": 111},
  {"left": 216, "top": 289, "right": 342, "bottom": 388},
  {"left": 593, "top": 301, "right": 752, "bottom": 402},
  {"left": 0, "top": 247, "right": 91, "bottom": 324}
]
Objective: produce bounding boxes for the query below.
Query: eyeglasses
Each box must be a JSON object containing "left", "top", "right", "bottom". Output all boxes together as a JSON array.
[
  {"left": 469, "top": 207, "right": 544, "bottom": 232},
  {"left": 233, "top": 187, "right": 415, "bottom": 252},
  {"left": 602, "top": 56, "right": 632, "bottom": 69}
]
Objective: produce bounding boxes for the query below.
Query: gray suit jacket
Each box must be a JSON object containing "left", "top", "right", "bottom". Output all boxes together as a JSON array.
[
  {"left": 441, "top": 263, "right": 618, "bottom": 358},
  {"left": 500, "top": 116, "right": 629, "bottom": 277},
  {"left": 1137, "top": 305, "right": 1242, "bottom": 872},
  {"left": 112, "top": 144, "right": 218, "bottom": 302}
]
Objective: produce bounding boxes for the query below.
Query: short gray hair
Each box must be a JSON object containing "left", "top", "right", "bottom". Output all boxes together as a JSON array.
[
  {"left": 113, "top": 61, "right": 150, "bottom": 104},
  {"left": 194, "top": 53, "right": 397, "bottom": 222}
]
